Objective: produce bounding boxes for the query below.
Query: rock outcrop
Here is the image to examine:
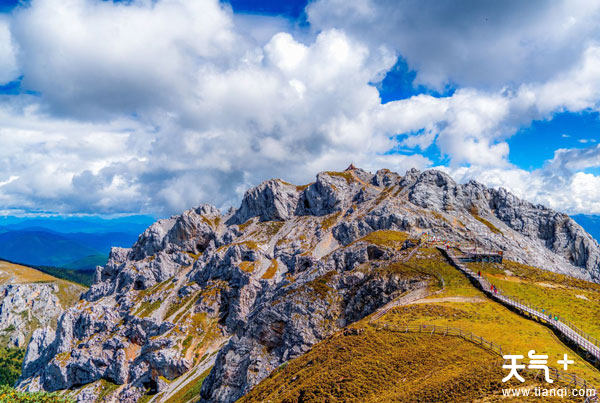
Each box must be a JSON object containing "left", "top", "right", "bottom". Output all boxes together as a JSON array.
[
  {"left": 0, "top": 262, "right": 85, "bottom": 349},
  {"left": 16, "top": 166, "right": 600, "bottom": 402},
  {"left": 0, "top": 283, "right": 62, "bottom": 348}
]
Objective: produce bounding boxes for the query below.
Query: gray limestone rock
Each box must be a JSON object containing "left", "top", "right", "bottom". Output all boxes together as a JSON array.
[{"left": 16, "top": 166, "right": 600, "bottom": 402}]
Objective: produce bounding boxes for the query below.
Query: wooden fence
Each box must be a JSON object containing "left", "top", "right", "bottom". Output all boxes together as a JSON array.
[
  {"left": 439, "top": 247, "right": 600, "bottom": 366},
  {"left": 371, "top": 322, "right": 598, "bottom": 400}
]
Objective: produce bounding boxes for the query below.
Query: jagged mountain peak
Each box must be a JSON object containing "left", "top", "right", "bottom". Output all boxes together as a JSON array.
[{"left": 15, "top": 166, "right": 600, "bottom": 402}]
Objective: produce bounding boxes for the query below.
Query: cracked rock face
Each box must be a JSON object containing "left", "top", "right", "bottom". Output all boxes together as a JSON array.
[
  {"left": 16, "top": 167, "right": 600, "bottom": 402},
  {"left": 0, "top": 283, "right": 64, "bottom": 348}
]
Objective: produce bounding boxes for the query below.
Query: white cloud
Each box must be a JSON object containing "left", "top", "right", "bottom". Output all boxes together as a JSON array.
[
  {"left": 307, "top": 0, "right": 600, "bottom": 90},
  {"left": 446, "top": 144, "right": 600, "bottom": 214},
  {"left": 0, "top": 17, "right": 18, "bottom": 84},
  {"left": 0, "top": 0, "right": 424, "bottom": 214},
  {"left": 11, "top": 0, "right": 239, "bottom": 119},
  {"left": 1, "top": 0, "right": 600, "bottom": 216}
]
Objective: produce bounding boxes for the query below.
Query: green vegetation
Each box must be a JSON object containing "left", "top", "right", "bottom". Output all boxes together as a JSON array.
[
  {"left": 305, "top": 271, "right": 336, "bottom": 299},
  {"left": 166, "top": 292, "right": 200, "bottom": 322},
  {"left": 0, "top": 385, "right": 73, "bottom": 402},
  {"left": 320, "top": 211, "right": 341, "bottom": 230},
  {"left": 356, "top": 230, "right": 409, "bottom": 249},
  {"left": 165, "top": 367, "right": 212, "bottom": 403},
  {"left": 36, "top": 266, "right": 94, "bottom": 287},
  {"left": 0, "top": 347, "right": 24, "bottom": 386},
  {"left": 96, "top": 379, "right": 120, "bottom": 402},
  {"left": 61, "top": 254, "right": 107, "bottom": 271},
  {"left": 324, "top": 171, "right": 354, "bottom": 184},
  {"left": 237, "top": 219, "right": 254, "bottom": 232},
  {"left": 256, "top": 221, "right": 284, "bottom": 238},
  {"left": 469, "top": 207, "right": 502, "bottom": 234},
  {"left": 134, "top": 298, "right": 163, "bottom": 318}
]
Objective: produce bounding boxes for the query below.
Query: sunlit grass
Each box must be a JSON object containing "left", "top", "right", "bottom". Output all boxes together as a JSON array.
[
  {"left": 240, "top": 326, "right": 509, "bottom": 402},
  {"left": 468, "top": 260, "right": 600, "bottom": 341}
]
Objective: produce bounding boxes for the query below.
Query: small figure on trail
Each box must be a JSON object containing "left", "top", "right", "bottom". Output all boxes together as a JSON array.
[
  {"left": 554, "top": 316, "right": 558, "bottom": 321},
  {"left": 477, "top": 270, "right": 481, "bottom": 277}
]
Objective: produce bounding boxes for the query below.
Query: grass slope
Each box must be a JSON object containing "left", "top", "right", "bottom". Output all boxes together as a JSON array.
[
  {"left": 242, "top": 327, "right": 508, "bottom": 402},
  {"left": 381, "top": 249, "right": 600, "bottom": 385},
  {"left": 244, "top": 235, "right": 600, "bottom": 401},
  {"left": 0, "top": 260, "right": 86, "bottom": 318},
  {"left": 467, "top": 259, "right": 600, "bottom": 342}
]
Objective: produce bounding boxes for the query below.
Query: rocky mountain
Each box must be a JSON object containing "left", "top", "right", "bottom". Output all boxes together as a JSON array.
[
  {"left": 15, "top": 167, "right": 600, "bottom": 402},
  {"left": 0, "top": 261, "right": 85, "bottom": 349}
]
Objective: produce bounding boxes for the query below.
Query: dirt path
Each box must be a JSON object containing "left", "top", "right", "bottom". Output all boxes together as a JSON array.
[{"left": 408, "top": 296, "right": 485, "bottom": 304}]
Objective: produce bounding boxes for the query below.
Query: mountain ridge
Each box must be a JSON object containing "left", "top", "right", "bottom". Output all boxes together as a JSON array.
[{"left": 14, "top": 166, "right": 600, "bottom": 402}]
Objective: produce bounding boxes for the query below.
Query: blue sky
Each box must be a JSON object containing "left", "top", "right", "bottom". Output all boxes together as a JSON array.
[{"left": 1, "top": 0, "right": 600, "bottom": 216}]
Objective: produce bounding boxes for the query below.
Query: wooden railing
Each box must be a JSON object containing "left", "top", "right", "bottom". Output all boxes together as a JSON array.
[
  {"left": 439, "top": 247, "right": 600, "bottom": 366},
  {"left": 371, "top": 322, "right": 598, "bottom": 400}
]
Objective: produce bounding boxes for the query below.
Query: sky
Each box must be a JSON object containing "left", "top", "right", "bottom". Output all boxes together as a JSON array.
[{"left": 1, "top": 0, "right": 600, "bottom": 217}]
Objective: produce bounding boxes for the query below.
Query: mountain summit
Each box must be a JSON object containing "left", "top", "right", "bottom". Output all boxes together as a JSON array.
[{"left": 16, "top": 167, "right": 600, "bottom": 402}]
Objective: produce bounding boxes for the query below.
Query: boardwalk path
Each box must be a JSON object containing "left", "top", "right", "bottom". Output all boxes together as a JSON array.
[{"left": 438, "top": 246, "right": 600, "bottom": 366}]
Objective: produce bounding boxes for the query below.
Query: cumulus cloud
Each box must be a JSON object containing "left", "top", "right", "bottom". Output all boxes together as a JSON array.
[
  {"left": 447, "top": 144, "right": 600, "bottom": 214},
  {"left": 0, "top": 0, "right": 431, "bottom": 214},
  {"left": 1, "top": 0, "right": 600, "bottom": 216},
  {"left": 307, "top": 0, "right": 600, "bottom": 90},
  {"left": 375, "top": 42, "right": 600, "bottom": 167},
  {"left": 11, "top": 0, "right": 239, "bottom": 119}
]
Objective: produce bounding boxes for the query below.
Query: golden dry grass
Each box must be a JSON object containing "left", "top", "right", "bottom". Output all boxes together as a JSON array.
[
  {"left": 356, "top": 230, "right": 409, "bottom": 249},
  {"left": 0, "top": 260, "right": 57, "bottom": 284},
  {"left": 0, "top": 260, "right": 85, "bottom": 309},
  {"left": 468, "top": 259, "right": 600, "bottom": 341},
  {"left": 261, "top": 259, "right": 278, "bottom": 280},
  {"left": 245, "top": 248, "right": 600, "bottom": 402},
  {"left": 241, "top": 326, "right": 562, "bottom": 402},
  {"left": 382, "top": 256, "right": 600, "bottom": 385}
]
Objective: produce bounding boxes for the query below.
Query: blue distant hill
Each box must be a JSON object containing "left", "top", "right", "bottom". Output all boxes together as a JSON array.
[
  {"left": 572, "top": 214, "right": 600, "bottom": 244},
  {"left": 0, "top": 215, "right": 156, "bottom": 270}
]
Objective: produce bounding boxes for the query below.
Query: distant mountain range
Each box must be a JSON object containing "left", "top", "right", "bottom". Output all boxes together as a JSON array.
[
  {"left": 572, "top": 214, "right": 600, "bottom": 244},
  {"left": 0, "top": 215, "right": 156, "bottom": 270},
  {"left": 0, "top": 213, "right": 596, "bottom": 272}
]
